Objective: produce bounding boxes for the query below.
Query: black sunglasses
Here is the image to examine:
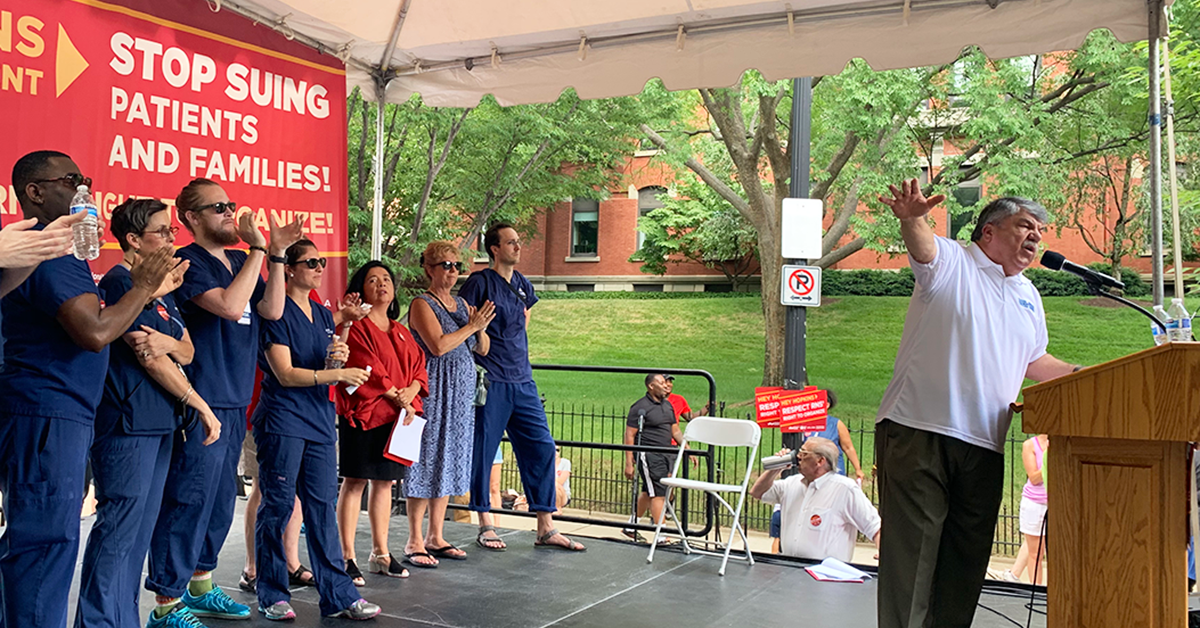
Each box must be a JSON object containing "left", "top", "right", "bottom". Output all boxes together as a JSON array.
[
  {"left": 195, "top": 201, "right": 237, "bottom": 215},
  {"left": 431, "top": 260, "right": 466, "bottom": 272},
  {"left": 34, "top": 173, "right": 92, "bottom": 190},
  {"left": 290, "top": 257, "right": 327, "bottom": 269}
]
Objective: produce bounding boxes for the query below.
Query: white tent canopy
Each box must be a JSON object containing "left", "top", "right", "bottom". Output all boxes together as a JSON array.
[
  {"left": 215, "top": 0, "right": 1155, "bottom": 107},
  {"left": 209, "top": 0, "right": 1169, "bottom": 301}
]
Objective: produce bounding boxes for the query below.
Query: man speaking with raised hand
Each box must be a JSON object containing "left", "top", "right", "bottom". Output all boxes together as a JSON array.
[{"left": 874, "top": 180, "right": 1079, "bottom": 628}]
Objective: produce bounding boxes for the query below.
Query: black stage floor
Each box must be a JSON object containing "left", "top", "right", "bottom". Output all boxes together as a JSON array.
[{"left": 64, "top": 504, "right": 1046, "bottom": 628}]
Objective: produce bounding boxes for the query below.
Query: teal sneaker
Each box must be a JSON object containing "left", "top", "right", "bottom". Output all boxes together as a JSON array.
[
  {"left": 145, "top": 603, "right": 207, "bottom": 628},
  {"left": 182, "top": 585, "right": 251, "bottom": 620}
]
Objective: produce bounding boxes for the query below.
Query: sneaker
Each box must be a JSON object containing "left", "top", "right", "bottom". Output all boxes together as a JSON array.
[
  {"left": 182, "top": 585, "right": 251, "bottom": 620},
  {"left": 327, "top": 598, "right": 381, "bottom": 620},
  {"left": 259, "top": 601, "right": 296, "bottom": 621},
  {"left": 145, "top": 603, "right": 206, "bottom": 628},
  {"left": 1001, "top": 569, "right": 1021, "bottom": 583}
]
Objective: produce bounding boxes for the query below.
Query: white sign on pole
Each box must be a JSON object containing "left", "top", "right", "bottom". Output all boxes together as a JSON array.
[
  {"left": 781, "top": 198, "right": 824, "bottom": 259},
  {"left": 781, "top": 264, "right": 821, "bottom": 307}
]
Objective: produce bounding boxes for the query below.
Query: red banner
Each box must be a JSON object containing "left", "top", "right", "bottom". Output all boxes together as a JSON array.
[
  {"left": 779, "top": 388, "right": 828, "bottom": 434},
  {"left": 0, "top": 0, "right": 349, "bottom": 301}
]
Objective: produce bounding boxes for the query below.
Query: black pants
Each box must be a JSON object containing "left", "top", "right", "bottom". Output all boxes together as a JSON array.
[{"left": 876, "top": 420, "right": 1005, "bottom": 628}]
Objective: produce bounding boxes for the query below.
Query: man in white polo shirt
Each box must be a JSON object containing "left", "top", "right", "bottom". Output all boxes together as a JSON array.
[
  {"left": 750, "top": 437, "right": 880, "bottom": 562},
  {"left": 875, "top": 180, "right": 1079, "bottom": 628}
]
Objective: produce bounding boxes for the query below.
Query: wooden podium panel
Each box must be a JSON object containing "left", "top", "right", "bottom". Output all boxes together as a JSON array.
[
  {"left": 1046, "top": 437, "right": 1187, "bottom": 628},
  {"left": 1023, "top": 342, "right": 1197, "bottom": 628}
]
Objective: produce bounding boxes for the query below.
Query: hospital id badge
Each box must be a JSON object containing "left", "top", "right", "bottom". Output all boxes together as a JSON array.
[{"left": 238, "top": 301, "right": 252, "bottom": 325}]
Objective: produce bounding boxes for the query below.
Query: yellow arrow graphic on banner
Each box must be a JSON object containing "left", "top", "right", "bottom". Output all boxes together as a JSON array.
[{"left": 55, "top": 24, "right": 88, "bottom": 97}]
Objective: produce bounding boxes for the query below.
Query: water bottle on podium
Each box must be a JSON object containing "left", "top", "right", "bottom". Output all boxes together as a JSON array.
[
  {"left": 1151, "top": 305, "right": 1170, "bottom": 346},
  {"left": 1167, "top": 298, "right": 1192, "bottom": 342},
  {"left": 70, "top": 185, "right": 99, "bottom": 260}
]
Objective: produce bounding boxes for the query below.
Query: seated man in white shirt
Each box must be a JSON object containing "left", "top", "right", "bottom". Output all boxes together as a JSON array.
[{"left": 750, "top": 437, "right": 880, "bottom": 563}]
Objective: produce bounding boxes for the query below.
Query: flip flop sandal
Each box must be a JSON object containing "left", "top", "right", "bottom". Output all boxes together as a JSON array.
[
  {"left": 402, "top": 552, "right": 439, "bottom": 569},
  {"left": 426, "top": 544, "right": 468, "bottom": 560},
  {"left": 476, "top": 525, "right": 507, "bottom": 552},
  {"left": 534, "top": 528, "right": 586, "bottom": 552},
  {"left": 289, "top": 564, "right": 315, "bottom": 587},
  {"left": 238, "top": 571, "right": 257, "bottom": 593}
]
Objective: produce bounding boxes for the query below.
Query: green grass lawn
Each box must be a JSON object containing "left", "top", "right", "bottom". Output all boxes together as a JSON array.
[
  {"left": 523, "top": 293, "right": 1180, "bottom": 548},
  {"left": 529, "top": 294, "right": 1170, "bottom": 430}
]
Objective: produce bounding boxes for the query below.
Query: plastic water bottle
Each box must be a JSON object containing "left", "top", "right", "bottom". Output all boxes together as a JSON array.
[
  {"left": 1168, "top": 298, "right": 1192, "bottom": 342},
  {"left": 1152, "top": 305, "right": 1170, "bottom": 346},
  {"left": 324, "top": 322, "right": 352, "bottom": 369},
  {"left": 69, "top": 185, "right": 99, "bottom": 260}
]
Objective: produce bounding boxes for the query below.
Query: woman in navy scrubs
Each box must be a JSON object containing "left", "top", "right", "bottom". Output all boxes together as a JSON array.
[
  {"left": 252, "top": 239, "right": 381, "bottom": 621},
  {"left": 76, "top": 198, "right": 221, "bottom": 628}
]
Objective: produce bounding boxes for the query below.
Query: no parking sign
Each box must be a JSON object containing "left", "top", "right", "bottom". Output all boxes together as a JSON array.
[{"left": 781, "top": 265, "right": 821, "bottom": 307}]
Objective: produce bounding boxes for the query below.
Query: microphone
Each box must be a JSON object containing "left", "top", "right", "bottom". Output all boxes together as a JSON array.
[{"left": 1040, "top": 250, "right": 1125, "bottom": 291}]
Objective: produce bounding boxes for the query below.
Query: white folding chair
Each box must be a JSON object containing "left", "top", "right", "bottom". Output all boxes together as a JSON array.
[{"left": 646, "top": 416, "right": 761, "bottom": 576}]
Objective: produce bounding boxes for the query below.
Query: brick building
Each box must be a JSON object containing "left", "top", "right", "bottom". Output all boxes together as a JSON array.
[{"left": 476, "top": 139, "right": 1152, "bottom": 292}]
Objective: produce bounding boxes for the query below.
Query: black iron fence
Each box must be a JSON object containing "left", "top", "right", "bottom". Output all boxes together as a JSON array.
[{"left": 496, "top": 400, "right": 1032, "bottom": 557}]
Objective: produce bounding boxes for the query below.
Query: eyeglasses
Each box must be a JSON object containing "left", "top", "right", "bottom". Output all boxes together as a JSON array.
[
  {"left": 430, "top": 260, "right": 466, "bottom": 272},
  {"left": 194, "top": 201, "right": 237, "bottom": 215},
  {"left": 33, "top": 173, "right": 92, "bottom": 190},
  {"left": 290, "top": 257, "right": 327, "bottom": 269},
  {"left": 142, "top": 225, "right": 179, "bottom": 239}
]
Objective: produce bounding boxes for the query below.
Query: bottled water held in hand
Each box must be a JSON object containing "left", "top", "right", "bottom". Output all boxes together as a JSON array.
[
  {"left": 1152, "top": 305, "right": 1170, "bottom": 346},
  {"left": 70, "top": 185, "right": 99, "bottom": 260},
  {"left": 324, "top": 322, "right": 352, "bottom": 369},
  {"left": 1168, "top": 298, "right": 1192, "bottom": 342}
]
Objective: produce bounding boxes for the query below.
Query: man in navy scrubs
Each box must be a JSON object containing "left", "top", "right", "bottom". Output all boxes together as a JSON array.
[
  {"left": 145, "top": 178, "right": 301, "bottom": 625},
  {"left": 0, "top": 150, "right": 174, "bottom": 628},
  {"left": 459, "top": 223, "right": 585, "bottom": 552}
]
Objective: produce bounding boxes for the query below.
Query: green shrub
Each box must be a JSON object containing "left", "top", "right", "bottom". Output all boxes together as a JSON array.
[
  {"left": 823, "top": 268, "right": 916, "bottom": 296},
  {"left": 537, "top": 291, "right": 757, "bottom": 300}
]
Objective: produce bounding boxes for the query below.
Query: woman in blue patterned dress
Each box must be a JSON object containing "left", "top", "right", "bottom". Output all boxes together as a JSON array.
[{"left": 405, "top": 241, "right": 495, "bottom": 566}]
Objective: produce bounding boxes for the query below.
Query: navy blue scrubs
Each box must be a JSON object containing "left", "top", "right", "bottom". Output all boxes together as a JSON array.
[
  {"left": 252, "top": 298, "right": 358, "bottom": 616},
  {"left": 76, "top": 266, "right": 185, "bottom": 628},
  {"left": 0, "top": 251, "right": 108, "bottom": 628},
  {"left": 458, "top": 268, "right": 557, "bottom": 513},
  {"left": 147, "top": 244, "right": 264, "bottom": 598}
]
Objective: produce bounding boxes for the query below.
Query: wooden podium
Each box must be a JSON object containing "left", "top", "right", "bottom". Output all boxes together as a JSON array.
[{"left": 1022, "top": 342, "right": 1198, "bottom": 628}]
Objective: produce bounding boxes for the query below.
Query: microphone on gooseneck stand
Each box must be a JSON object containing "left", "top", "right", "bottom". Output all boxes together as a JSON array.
[
  {"left": 1041, "top": 250, "right": 1165, "bottom": 337},
  {"left": 1040, "top": 250, "right": 1125, "bottom": 292}
]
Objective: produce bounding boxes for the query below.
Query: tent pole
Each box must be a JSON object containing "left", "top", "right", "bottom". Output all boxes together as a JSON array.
[
  {"left": 371, "top": 80, "right": 386, "bottom": 260},
  {"left": 1165, "top": 35, "right": 1184, "bottom": 297},
  {"left": 1149, "top": 0, "right": 1164, "bottom": 305}
]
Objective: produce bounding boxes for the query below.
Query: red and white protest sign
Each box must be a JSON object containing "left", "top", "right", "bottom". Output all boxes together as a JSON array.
[
  {"left": 0, "top": 0, "right": 349, "bottom": 300},
  {"left": 754, "top": 386, "right": 783, "bottom": 428},
  {"left": 779, "top": 388, "right": 828, "bottom": 434}
]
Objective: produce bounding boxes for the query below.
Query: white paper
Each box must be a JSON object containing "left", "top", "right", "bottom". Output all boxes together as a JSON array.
[
  {"left": 384, "top": 410, "right": 425, "bottom": 464},
  {"left": 805, "top": 557, "right": 871, "bottom": 582}
]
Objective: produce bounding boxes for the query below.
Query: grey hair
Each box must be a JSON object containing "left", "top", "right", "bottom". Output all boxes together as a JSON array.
[
  {"left": 969, "top": 197, "right": 1049, "bottom": 242},
  {"left": 804, "top": 437, "right": 840, "bottom": 474}
]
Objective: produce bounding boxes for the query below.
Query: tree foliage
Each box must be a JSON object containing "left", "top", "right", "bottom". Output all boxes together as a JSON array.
[
  {"left": 346, "top": 84, "right": 683, "bottom": 282},
  {"left": 638, "top": 1, "right": 1200, "bottom": 384}
]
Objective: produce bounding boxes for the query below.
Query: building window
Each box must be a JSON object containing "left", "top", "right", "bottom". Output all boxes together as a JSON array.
[
  {"left": 948, "top": 175, "right": 982, "bottom": 240},
  {"left": 571, "top": 199, "right": 599, "bottom": 257},
  {"left": 637, "top": 186, "right": 667, "bottom": 251},
  {"left": 566, "top": 283, "right": 595, "bottom": 292}
]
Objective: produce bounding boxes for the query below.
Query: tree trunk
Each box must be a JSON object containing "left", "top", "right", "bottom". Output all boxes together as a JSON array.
[{"left": 760, "top": 248, "right": 785, "bottom": 387}]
